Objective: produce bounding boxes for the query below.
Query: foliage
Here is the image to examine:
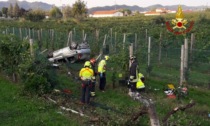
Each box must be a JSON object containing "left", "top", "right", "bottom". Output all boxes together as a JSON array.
[
  {"left": 1, "top": 7, "right": 8, "bottom": 17},
  {"left": 72, "top": 0, "right": 88, "bottom": 20},
  {"left": 19, "top": 51, "right": 57, "bottom": 95},
  {"left": 62, "top": 5, "right": 73, "bottom": 19},
  {"left": 0, "top": 34, "right": 29, "bottom": 82},
  {"left": 153, "top": 16, "right": 166, "bottom": 25},
  {"left": 49, "top": 6, "right": 62, "bottom": 19},
  {"left": 13, "top": 2, "right": 20, "bottom": 18},
  {"left": 7, "top": 3, "right": 13, "bottom": 17},
  {"left": 110, "top": 45, "right": 129, "bottom": 78},
  {"left": 119, "top": 8, "right": 132, "bottom": 16},
  {"left": 24, "top": 9, "right": 45, "bottom": 22},
  {"left": 19, "top": 8, "right": 27, "bottom": 17},
  {"left": 23, "top": 74, "right": 50, "bottom": 95}
]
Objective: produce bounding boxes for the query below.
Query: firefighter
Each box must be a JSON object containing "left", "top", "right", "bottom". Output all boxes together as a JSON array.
[
  {"left": 79, "top": 61, "right": 95, "bottom": 104},
  {"left": 136, "top": 73, "right": 145, "bottom": 94},
  {"left": 98, "top": 55, "right": 109, "bottom": 92},
  {"left": 90, "top": 58, "right": 97, "bottom": 97},
  {"left": 128, "top": 56, "right": 139, "bottom": 96}
]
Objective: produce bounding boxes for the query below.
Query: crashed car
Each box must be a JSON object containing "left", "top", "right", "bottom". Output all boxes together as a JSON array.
[{"left": 48, "top": 41, "right": 91, "bottom": 63}]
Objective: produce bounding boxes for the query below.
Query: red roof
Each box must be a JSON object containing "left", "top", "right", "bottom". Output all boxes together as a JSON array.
[{"left": 93, "top": 10, "right": 118, "bottom": 15}]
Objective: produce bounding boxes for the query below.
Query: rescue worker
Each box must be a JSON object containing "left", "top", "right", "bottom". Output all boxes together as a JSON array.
[
  {"left": 136, "top": 73, "right": 145, "bottom": 93},
  {"left": 79, "top": 61, "right": 95, "bottom": 104},
  {"left": 90, "top": 58, "right": 97, "bottom": 97},
  {"left": 128, "top": 56, "right": 139, "bottom": 96},
  {"left": 98, "top": 55, "right": 109, "bottom": 92}
]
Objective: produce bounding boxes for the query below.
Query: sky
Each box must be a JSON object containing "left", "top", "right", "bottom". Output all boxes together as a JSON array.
[{"left": 2, "top": 0, "right": 210, "bottom": 8}]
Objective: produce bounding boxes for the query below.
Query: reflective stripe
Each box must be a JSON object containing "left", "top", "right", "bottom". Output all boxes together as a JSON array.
[{"left": 91, "top": 92, "right": 95, "bottom": 96}]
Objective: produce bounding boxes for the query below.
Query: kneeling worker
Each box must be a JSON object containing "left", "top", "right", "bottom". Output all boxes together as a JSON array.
[{"left": 136, "top": 73, "right": 145, "bottom": 93}]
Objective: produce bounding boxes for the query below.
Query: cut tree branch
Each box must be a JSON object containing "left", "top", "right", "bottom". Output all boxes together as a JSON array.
[{"left": 162, "top": 100, "right": 196, "bottom": 124}]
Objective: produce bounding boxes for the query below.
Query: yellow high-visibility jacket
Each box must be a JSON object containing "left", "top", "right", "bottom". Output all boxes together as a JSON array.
[
  {"left": 98, "top": 59, "right": 106, "bottom": 73},
  {"left": 79, "top": 67, "right": 95, "bottom": 80},
  {"left": 136, "top": 73, "right": 145, "bottom": 89}
]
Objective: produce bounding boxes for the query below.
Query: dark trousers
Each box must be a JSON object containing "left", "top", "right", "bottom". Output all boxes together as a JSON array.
[
  {"left": 99, "top": 73, "right": 106, "bottom": 91},
  {"left": 130, "top": 82, "right": 145, "bottom": 93},
  {"left": 130, "top": 82, "right": 136, "bottom": 92},
  {"left": 90, "top": 82, "right": 96, "bottom": 92},
  {"left": 81, "top": 80, "right": 92, "bottom": 104}
]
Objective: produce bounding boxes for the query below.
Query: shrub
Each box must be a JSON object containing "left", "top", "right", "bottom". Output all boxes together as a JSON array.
[
  {"left": 19, "top": 49, "right": 58, "bottom": 95},
  {"left": 24, "top": 9, "right": 45, "bottom": 22},
  {"left": 23, "top": 74, "right": 50, "bottom": 95}
]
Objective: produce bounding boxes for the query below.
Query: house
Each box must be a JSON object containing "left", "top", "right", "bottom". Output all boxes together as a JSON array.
[
  {"left": 144, "top": 11, "right": 165, "bottom": 16},
  {"left": 144, "top": 8, "right": 168, "bottom": 16},
  {"left": 156, "top": 8, "right": 167, "bottom": 13},
  {"left": 89, "top": 10, "right": 123, "bottom": 18}
]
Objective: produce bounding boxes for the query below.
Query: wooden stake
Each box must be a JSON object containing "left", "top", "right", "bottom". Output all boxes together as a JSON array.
[
  {"left": 29, "top": 28, "right": 31, "bottom": 39},
  {"left": 184, "top": 38, "right": 188, "bottom": 69},
  {"left": 19, "top": 28, "right": 22, "bottom": 40},
  {"left": 123, "top": 33, "right": 126, "bottom": 50},
  {"left": 190, "top": 33, "right": 195, "bottom": 63},
  {"left": 67, "top": 31, "right": 72, "bottom": 46},
  {"left": 158, "top": 32, "right": 162, "bottom": 64},
  {"left": 103, "top": 34, "right": 107, "bottom": 47},
  {"left": 110, "top": 28, "right": 113, "bottom": 48},
  {"left": 114, "top": 32, "right": 117, "bottom": 52},
  {"left": 148, "top": 37, "right": 151, "bottom": 67},
  {"left": 180, "top": 45, "right": 184, "bottom": 86},
  {"left": 135, "top": 33, "right": 137, "bottom": 53},
  {"left": 129, "top": 43, "right": 134, "bottom": 67},
  {"left": 29, "top": 39, "right": 34, "bottom": 57}
]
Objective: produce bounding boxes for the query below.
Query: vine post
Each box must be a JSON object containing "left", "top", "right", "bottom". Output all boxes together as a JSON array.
[{"left": 30, "top": 39, "right": 34, "bottom": 57}]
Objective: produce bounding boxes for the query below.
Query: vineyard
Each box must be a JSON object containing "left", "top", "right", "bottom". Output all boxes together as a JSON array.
[{"left": 1, "top": 11, "right": 210, "bottom": 125}]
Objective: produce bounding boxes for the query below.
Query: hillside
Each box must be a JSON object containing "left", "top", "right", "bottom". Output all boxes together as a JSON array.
[{"left": 0, "top": 0, "right": 53, "bottom": 11}]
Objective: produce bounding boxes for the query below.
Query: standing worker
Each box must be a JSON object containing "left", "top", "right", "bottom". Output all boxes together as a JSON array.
[
  {"left": 90, "top": 58, "right": 97, "bottom": 97},
  {"left": 128, "top": 56, "right": 139, "bottom": 96},
  {"left": 79, "top": 61, "right": 95, "bottom": 104},
  {"left": 98, "top": 55, "right": 109, "bottom": 92}
]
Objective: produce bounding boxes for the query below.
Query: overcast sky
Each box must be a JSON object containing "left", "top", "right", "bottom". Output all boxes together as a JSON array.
[{"left": 2, "top": 0, "right": 210, "bottom": 8}]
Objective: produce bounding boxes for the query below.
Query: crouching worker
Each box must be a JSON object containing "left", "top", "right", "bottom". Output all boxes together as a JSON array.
[
  {"left": 136, "top": 73, "right": 145, "bottom": 94},
  {"left": 79, "top": 61, "right": 95, "bottom": 105},
  {"left": 128, "top": 73, "right": 145, "bottom": 97}
]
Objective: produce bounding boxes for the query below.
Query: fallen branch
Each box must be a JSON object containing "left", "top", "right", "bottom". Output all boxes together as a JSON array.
[
  {"left": 162, "top": 100, "right": 196, "bottom": 124},
  {"left": 130, "top": 94, "right": 161, "bottom": 126},
  {"left": 44, "top": 96, "right": 89, "bottom": 118},
  {"left": 60, "top": 106, "right": 88, "bottom": 117},
  {"left": 131, "top": 106, "right": 148, "bottom": 121}
]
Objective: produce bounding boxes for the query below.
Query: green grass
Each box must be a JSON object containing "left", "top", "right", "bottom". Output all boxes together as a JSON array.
[
  {"left": 0, "top": 76, "right": 80, "bottom": 126},
  {"left": 1, "top": 69, "right": 210, "bottom": 125}
]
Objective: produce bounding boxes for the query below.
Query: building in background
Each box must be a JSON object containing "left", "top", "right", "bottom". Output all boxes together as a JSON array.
[{"left": 89, "top": 10, "right": 123, "bottom": 18}]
